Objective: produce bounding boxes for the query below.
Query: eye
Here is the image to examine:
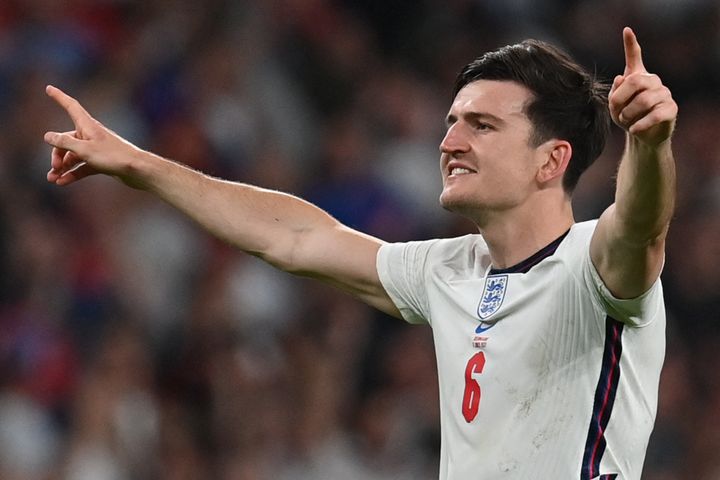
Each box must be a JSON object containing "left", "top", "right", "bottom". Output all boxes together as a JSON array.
[{"left": 474, "top": 122, "right": 494, "bottom": 132}]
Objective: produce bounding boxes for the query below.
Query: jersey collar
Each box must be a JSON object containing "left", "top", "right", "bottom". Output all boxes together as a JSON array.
[{"left": 488, "top": 228, "right": 571, "bottom": 275}]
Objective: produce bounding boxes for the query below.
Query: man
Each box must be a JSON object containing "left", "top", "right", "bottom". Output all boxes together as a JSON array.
[{"left": 45, "top": 27, "right": 676, "bottom": 479}]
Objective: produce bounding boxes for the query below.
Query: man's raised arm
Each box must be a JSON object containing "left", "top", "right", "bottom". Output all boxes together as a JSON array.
[
  {"left": 44, "top": 85, "right": 401, "bottom": 317},
  {"left": 590, "top": 27, "right": 678, "bottom": 300}
]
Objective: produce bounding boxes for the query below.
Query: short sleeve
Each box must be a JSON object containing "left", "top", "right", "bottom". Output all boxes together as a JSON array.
[
  {"left": 583, "top": 247, "right": 665, "bottom": 328},
  {"left": 376, "top": 240, "right": 436, "bottom": 325}
]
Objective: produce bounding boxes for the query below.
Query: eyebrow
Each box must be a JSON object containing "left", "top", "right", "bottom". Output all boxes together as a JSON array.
[{"left": 445, "top": 111, "right": 507, "bottom": 128}]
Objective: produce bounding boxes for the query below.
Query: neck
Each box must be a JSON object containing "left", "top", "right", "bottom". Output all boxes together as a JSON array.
[{"left": 472, "top": 196, "right": 574, "bottom": 270}]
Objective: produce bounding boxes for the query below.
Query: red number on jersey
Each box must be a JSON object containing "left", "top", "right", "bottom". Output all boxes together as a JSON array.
[{"left": 462, "top": 351, "right": 486, "bottom": 422}]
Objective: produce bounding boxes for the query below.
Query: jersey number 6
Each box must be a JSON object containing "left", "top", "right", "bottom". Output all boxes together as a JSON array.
[{"left": 462, "top": 351, "right": 486, "bottom": 422}]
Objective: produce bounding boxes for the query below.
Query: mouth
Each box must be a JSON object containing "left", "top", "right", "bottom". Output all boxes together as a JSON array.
[
  {"left": 446, "top": 161, "right": 477, "bottom": 178},
  {"left": 449, "top": 167, "right": 474, "bottom": 176}
]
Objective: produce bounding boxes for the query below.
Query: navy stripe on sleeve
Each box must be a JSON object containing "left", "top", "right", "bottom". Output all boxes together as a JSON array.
[{"left": 581, "top": 317, "right": 624, "bottom": 480}]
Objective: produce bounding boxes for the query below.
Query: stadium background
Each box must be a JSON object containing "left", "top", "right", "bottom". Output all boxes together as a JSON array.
[{"left": 0, "top": 0, "right": 718, "bottom": 478}]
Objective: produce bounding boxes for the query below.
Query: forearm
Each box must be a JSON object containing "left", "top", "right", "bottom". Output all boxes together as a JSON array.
[
  {"left": 613, "top": 135, "right": 676, "bottom": 245},
  {"left": 129, "top": 150, "right": 338, "bottom": 269}
]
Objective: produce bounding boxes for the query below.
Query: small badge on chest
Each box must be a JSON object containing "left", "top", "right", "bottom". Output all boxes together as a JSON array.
[{"left": 472, "top": 335, "right": 488, "bottom": 349}]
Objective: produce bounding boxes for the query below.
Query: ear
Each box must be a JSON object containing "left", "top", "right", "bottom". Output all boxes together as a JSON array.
[{"left": 536, "top": 140, "right": 572, "bottom": 185}]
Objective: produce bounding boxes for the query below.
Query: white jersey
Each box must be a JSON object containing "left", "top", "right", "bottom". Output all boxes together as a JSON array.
[{"left": 376, "top": 220, "right": 665, "bottom": 480}]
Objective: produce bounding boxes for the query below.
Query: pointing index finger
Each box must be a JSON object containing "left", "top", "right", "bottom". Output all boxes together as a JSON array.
[
  {"left": 45, "top": 85, "right": 94, "bottom": 128},
  {"left": 623, "top": 27, "right": 646, "bottom": 75}
]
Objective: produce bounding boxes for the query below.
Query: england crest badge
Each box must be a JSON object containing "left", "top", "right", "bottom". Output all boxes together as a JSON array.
[{"left": 477, "top": 274, "right": 508, "bottom": 320}]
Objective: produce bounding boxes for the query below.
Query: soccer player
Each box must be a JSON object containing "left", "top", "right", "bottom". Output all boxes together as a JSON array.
[{"left": 44, "top": 27, "right": 676, "bottom": 479}]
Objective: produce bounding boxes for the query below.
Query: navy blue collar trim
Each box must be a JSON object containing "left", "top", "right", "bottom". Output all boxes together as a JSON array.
[{"left": 488, "top": 229, "right": 570, "bottom": 275}]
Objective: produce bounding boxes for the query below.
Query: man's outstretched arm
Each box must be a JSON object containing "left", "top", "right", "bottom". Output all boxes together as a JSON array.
[
  {"left": 591, "top": 27, "right": 678, "bottom": 300},
  {"left": 44, "top": 85, "right": 401, "bottom": 317}
]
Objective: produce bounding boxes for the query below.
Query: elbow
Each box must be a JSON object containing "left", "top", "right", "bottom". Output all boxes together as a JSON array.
[
  {"left": 616, "top": 220, "right": 670, "bottom": 249},
  {"left": 614, "top": 205, "right": 674, "bottom": 247},
  {"left": 252, "top": 230, "right": 308, "bottom": 275}
]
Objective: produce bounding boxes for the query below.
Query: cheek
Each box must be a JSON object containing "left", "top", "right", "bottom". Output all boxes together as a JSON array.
[
  {"left": 493, "top": 144, "right": 537, "bottom": 180},
  {"left": 481, "top": 160, "right": 537, "bottom": 200}
]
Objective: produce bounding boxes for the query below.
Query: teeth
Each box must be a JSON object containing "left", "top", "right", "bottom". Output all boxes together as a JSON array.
[{"left": 450, "top": 167, "right": 472, "bottom": 175}]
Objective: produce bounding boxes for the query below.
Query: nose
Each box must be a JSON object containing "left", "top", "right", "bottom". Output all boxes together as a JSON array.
[{"left": 439, "top": 123, "right": 470, "bottom": 155}]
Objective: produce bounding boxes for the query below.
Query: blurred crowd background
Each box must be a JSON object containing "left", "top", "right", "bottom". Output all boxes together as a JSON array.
[{"left": 0, "top": 0, "right": 719, "bottom": 479}]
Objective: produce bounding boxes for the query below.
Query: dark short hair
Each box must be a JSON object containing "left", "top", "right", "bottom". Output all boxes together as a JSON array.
[{"left": 453, "top": 40, "right": 611, "bottom": 193}]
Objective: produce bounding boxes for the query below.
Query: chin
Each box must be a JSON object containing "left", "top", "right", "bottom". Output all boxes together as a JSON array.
[
  {"left": 439, "top": 192, "right": 474, "bottom": 214},
  {"left": 440, "top": 191, "right": 500, "bottom": 224}
]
